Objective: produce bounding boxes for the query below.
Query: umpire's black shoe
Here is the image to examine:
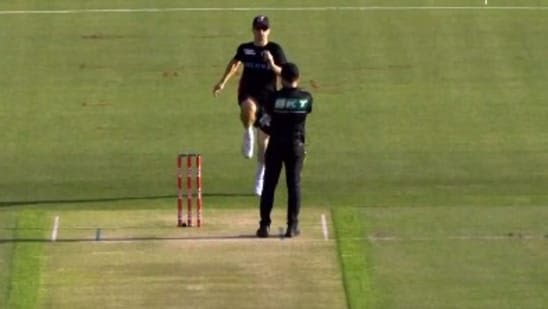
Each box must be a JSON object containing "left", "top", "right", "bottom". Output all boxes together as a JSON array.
[
  {"left": 256, "top": 225, "right": 270, "bottom": 238},
  {"left": 284, "top": 225, "right": 300, "bottom": 238}
]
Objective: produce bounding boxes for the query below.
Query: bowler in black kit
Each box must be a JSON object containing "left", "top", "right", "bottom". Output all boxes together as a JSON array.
[
  {"left": 256, "top": 62, "right": 313, "bottom": 238},
  {"left": 213, "top": 15, "right": 287, "bottom": 196}
]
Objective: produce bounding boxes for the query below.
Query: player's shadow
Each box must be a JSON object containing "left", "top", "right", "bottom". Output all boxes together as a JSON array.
[
  {"left": 0, "top": 192, "right": 255, "bottom": 208},
  {"left": 0, "top": 234, "right": 266, "bottom": 244}
]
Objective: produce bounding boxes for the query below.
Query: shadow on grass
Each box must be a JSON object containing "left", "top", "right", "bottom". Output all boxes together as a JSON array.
[
  {"left": 0, "top": 192, "right": 255, "bottom": 208},
  {"left": 0, "top": 234, "right": 261, "bottom": 244}
]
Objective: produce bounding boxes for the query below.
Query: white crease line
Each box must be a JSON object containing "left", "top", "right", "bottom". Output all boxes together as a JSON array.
[
  {"left": 51, "top": 216, "right": 60, "bottom": 242},
  {"left": 0, "top": 6, "right": 547, "bottom": 15},
  {"left": 94, "top": 237, "right": 334, "bottom": 243},
  {"left": 321, "top": 214, "right": 329, "bottom": 241}
]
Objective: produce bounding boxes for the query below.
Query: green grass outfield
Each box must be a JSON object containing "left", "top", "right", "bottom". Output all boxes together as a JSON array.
[{"left": 1, "top": 0, "right": 548, "bottom": 308}]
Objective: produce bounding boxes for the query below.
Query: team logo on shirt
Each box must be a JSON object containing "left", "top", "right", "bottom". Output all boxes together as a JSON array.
[
  {"left": 274, "top": 98, "right": 310, "bottom": 113},
  {"left": 243, "top": 48, "right": 256, "bottom": 55}
]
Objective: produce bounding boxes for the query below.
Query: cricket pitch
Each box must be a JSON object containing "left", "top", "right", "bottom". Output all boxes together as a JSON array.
[{"left": 35, "top": 207, "right": 347, "bottom": 309}]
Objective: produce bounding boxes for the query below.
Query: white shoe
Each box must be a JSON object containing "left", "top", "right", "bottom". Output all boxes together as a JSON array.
[
  {"left": 254, "top": 164, "right": 265, "bottom": 196},
  {"left": 241, "top": 128, "right": 254, "bottom": 159}
]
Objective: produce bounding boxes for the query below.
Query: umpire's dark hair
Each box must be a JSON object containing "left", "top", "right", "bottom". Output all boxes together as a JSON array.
[{"left": 281, "top": 62, "right": 300, "bottom": 82}]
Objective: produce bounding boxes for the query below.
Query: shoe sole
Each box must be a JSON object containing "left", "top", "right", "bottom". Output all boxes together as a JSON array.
[
  {"left": 256, "top": 227, "right": 269, "bottom": 238},
  {"left": 284, "top": 231, "right": 300, "bottom": 238}
]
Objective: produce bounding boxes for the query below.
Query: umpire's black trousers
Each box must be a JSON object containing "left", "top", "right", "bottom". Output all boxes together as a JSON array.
[{"left": 259, "top": 139, "right": 305, "bottom": 227}]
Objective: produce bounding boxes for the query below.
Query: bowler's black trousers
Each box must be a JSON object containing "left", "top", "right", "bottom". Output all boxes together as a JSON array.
[{"left": 259, "top": 139, "right": 305, "bottom": 227}]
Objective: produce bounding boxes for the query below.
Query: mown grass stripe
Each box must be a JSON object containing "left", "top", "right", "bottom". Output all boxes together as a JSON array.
[
  {"left": 6, "top": 210, "right": 46, "bottom": 308},
  {"left": 332, "top": 207, "right": 374, "bottom": 309},
  {"left": 0, "top": 211, "right": 17, "bottom": 308}
]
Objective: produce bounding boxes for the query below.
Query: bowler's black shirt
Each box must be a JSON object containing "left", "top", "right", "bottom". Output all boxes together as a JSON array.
[{"left": 234, "top": 42, "right": 287, "bottom": 93}]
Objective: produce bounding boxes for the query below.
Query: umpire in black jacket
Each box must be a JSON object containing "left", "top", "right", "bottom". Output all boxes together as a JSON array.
[{"left": 256, "top": 62, "right": 313, "bottom": 238}]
